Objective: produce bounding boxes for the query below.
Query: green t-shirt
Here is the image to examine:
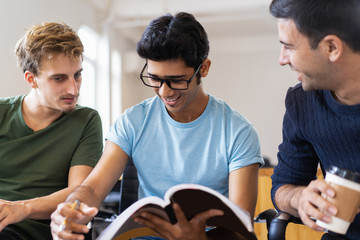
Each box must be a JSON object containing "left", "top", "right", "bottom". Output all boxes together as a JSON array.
[{"left": 0, "top": 95, "right": 103, "bottom": 240}]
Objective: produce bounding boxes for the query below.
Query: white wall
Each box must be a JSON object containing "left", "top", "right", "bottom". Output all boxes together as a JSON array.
[
  {"left": 207, "top": 35, "right": 297, "bottom": 165},
  {"left": 0, "top": 0, "right": 99, "bottom": 98}
]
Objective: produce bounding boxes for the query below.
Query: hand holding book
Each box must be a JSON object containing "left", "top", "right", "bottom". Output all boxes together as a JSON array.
[
  {"left": 133, "top": 201, "right": 224, "bottom": 240},
  {"left": 96, "top": 183, "right": 257, "bottom": 240}
]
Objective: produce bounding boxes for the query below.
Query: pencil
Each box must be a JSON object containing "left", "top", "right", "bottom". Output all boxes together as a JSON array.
[{"left": 58, "top": 200, "right": 80, "bottom": 232}]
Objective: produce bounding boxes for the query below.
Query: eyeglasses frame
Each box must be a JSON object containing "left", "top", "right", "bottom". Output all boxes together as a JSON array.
[{"left": 139, "top": 62, "right": 202, "bottom": 90}]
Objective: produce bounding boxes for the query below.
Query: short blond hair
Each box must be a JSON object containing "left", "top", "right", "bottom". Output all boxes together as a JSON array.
[{"left": 15, "top": 22, "right": 84, "bottom": 75}]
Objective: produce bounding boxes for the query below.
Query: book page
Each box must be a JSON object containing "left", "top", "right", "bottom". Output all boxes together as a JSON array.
[{"left": 97, "top": 197, "right": 169, "bottom": 240}]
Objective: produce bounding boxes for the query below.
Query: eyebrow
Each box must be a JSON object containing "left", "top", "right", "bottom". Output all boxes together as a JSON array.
[
  {"left": 280, "top": 40, "right": 294, "bottom": 48},
  {"left": 148, "top": 72, "right": 187, "bottom": 79},
  {"left": 49, "top": 68, "right": 83, "bottom": 78},
  {"left": 75, "top": 68, "right": 83, "bottom": 74}
]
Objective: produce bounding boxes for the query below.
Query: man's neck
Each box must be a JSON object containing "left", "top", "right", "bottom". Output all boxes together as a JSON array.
[
  {"left": 332, "top": 73, "right": 360, "bottom": 105},
  {"left": 332, "top": 48, "right": 360, "bottom": 105},
  {"left": 22, "top": 92, "right": 63, "bottom": 131},
  {"left": 332, "top": 87, "right": 360, "bottom": 105},
  {"left": 168, "top": 90, "right": 209, "bottom": 123}
]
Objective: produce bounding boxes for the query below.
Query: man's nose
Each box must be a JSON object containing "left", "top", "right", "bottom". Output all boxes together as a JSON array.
[
  {"left": 279, "top": 45, "right": 290, "bottom": 66},
  {"left": 67, "top": 77, "right": 80, "bottom": 95},
  {"left": 158, "top": 81, "right": 174, "bottom": 95}
]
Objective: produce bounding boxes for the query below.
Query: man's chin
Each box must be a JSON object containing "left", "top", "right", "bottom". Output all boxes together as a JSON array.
[
  {"left": 300, "top": 82, "right": 315, "bottom": 92},
  {"left": 62, "top": 105, "right": 77, "bottom": 113}
]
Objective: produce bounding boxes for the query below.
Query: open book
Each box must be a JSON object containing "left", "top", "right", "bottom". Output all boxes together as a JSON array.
[{"left": 96, "top": 183, "right": 256, "bottom": 240}]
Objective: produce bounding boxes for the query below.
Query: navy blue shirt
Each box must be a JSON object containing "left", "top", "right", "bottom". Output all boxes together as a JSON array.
[{"left": 271, "top": 84, "right": 360, "bottom": 240}]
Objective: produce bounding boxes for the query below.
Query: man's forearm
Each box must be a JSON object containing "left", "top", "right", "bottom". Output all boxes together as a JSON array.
[
  {"left": 19, "top": 185, "right": 79, "bottom": 219},
  {"left": 275, "top": 184, "right": 306, "bottom": 217},
  {"left": 65, "top": 184, "right": 103, "bottom": 208}
]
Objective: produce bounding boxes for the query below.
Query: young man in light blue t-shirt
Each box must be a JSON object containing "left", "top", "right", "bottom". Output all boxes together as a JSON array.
[{"left": 51, "top": 12, "right": 264, "bottom": 240}]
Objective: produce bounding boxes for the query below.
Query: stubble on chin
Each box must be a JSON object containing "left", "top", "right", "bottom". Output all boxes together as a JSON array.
[
  {"left": 301, "top": 83, "right": 313, "bottom": 92},
  {"left": 62, "top": 105, "right": 77, "bottom": 113}
]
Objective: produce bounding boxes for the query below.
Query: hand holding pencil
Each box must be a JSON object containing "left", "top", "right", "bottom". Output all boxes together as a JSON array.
[
  {"left": 58, "top": 200, "right": 80, "bottom": 232},
  {"left": 51, "top": 200, "right": 98, "bottom": 240}
]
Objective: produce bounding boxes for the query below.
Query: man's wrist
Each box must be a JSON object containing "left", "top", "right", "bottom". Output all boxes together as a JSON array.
[
  {"left": 276, "top": 184, "right": 305, "bottom": 217},
  {"left": 289, "top": 187, "right": 305, "bottom": 212},
  {"left": 14, "top": 200, "right": 32, "bottom": 219}
]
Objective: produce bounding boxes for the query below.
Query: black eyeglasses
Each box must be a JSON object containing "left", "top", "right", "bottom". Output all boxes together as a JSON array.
[{"left": 139, "top": 62, "right": 202, "bottom": 90}]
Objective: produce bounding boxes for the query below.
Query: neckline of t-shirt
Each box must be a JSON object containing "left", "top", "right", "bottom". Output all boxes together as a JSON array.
[
  {"left": 17, "top": 95, "right": 35, "bottom": 133},
  {"left": 161, "top": 95, "right": 212, "bottom": 128},
  {"left": 18, "top": 95, "right": 70, "bottom": 133},
  {"left": 324, "top": 90, "right": 360, "bottom": 113}
]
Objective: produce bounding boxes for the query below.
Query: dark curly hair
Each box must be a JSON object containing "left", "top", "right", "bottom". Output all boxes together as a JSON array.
[{"left": 136, "top": 12, "right": 209, "bottom": 73}]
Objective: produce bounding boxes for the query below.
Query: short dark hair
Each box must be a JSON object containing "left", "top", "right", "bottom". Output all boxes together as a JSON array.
[
  {"left": 269, "top": 0, "right": 360, "bottom": 52},
  {"left": 136, "top": 12, "right": 209, "bottom": 69}
]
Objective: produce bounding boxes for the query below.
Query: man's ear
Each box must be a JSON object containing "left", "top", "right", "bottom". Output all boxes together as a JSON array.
[
  {"left": 24, "top": 71, "right": 38, "bottom": 88},
  {"left": 321, "top": 35, "right": 343, "bottom": 62},
  {"left": 200, "top": 58, "right": 211, "bottom": 78}
]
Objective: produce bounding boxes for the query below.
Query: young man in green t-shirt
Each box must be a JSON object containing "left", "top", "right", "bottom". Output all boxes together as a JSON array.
[{"left": 0, "top": 22, "right": 103, "bottom": 240}]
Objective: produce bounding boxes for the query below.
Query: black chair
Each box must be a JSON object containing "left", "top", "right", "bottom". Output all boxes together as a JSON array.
[
  {"left": 263, "top": 211, "right": 349, "bottom": 240},
  {"left": 264, "top": 211, "right": 302, "bottom": 240},
  {"left": 118, "top": 158, "right": 139, "bottom": 213}
]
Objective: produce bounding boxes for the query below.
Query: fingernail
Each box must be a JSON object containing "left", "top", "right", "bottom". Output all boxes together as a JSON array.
[
  {"left": 326, "top": 189, "right": 335, "bottom": 197},
  {"left": 323, "top": 216, "right": 332, "bottom": 223},
  {"left": 328, "top": 206, "right": 337, "bottom": 215}
]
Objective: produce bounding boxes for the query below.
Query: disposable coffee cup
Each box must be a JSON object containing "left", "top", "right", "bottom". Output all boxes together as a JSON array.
[{"left": 316, "top": 166, "right": 360, "bottom": 234}]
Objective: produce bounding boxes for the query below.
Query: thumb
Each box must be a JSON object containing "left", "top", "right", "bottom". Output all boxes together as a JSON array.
[{"left": 79, "top": 203, "right": 98, "bottom": 217}]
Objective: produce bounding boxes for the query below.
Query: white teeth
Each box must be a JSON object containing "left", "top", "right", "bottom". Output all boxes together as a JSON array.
[{"left": 165, "top": 97, "right": 177, "bottom": 101}]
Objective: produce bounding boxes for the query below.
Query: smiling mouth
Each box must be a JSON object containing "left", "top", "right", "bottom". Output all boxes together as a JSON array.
[{"left": 163, "top": 96, "right": 180, "bottom": 105}]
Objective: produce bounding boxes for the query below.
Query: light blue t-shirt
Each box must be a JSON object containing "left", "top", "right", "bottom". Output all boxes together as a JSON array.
[{"left": 107, "top": 95, "right": 263, "bottom": 200}]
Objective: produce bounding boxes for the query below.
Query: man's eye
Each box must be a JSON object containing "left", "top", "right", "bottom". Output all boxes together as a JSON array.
[
  {"left": 53, "top": 76, "right": 64, "bottom": 81},
  {"left": 283, "top": 45, "right": 292, "bottom": 50},
  {"left": 74, "top": 73, "right": 82, "bottom": 80},
  {"left": 149, "top": 77, "right": 161, "bottom": 82},
  {"left": 170, "top": 79, "right": 185, "bottom": 82}
]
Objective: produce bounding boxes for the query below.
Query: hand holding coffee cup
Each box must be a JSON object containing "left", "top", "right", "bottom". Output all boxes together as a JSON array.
[{"left": 316, "top": 166, "right": 360, "bottom": 234}]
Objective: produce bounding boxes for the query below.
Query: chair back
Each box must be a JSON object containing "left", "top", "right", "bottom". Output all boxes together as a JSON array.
[{"left": 119, "top": 158, "right": 139, "bottom": 213}]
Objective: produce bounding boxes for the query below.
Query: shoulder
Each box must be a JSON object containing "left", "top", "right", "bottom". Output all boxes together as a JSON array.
[
  {"left": 285, "top": 83, "right": 325, "bottom": 101},
  {"left": 74, "top": 104, "right": 100, "bottom": 115},
  {"left": 66, "top": 105, "right": 102, "bottom": 125},
  {"left": 111, "top": 97, "right": 158, "bottom": 130},
  {"left": 208, "top": 96, "right": 259, "bottom": 139},
  {"left": 0, "top": 95, "right": 24, "bottom": 113},
  {"left": 0, "top": 95, "right": 23, "bottom": 106},
  {"left": 285, "top": 83, "right": 306, "bottom": 101},
  {"left": 122, "top": 96, "right": 158, "bottom": 118},
  {"left": 284, "top": 83, "right": 325, "bottom": 109},
  {"left": 209, "top": 95, "right": 252, "bottom": 126}
]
